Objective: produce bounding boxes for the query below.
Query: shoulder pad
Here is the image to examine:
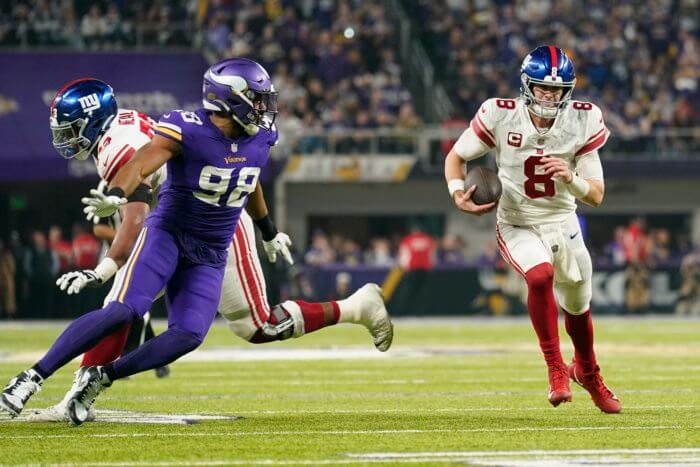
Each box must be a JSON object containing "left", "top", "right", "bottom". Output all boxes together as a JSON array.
[{"left": 573, "top": 102, "right": 610, "bottom": 157}]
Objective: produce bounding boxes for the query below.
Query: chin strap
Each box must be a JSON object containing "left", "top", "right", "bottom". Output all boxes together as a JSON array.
[{"left": 212, "top": 99, "right": 259, "bottom": 135}]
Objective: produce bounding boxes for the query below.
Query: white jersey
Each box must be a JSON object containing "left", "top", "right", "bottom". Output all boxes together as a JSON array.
[
  {"left": 94, "top": 108, "right": 167, "bottom": 191},
  {"left": 458, "top": 97, "right": 609, "bottom": 226}
]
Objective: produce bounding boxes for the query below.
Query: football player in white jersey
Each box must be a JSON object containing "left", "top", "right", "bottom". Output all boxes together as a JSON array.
[
  {"left": 444, "top": 46, "right": 620, "bottom": 413},
  {"left": 23, "top": 78, "right": 392, "bottom": 422}
]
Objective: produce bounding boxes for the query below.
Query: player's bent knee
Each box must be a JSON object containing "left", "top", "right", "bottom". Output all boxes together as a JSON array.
[
  {"left": 103, "top": 301, "right": 140, "bottom": 323},
  {"left": 168, "top": 327, "right": 205, "bottom": 353},
  {"left": 525, "top": 262, "right": 555, "bottom": 289}
]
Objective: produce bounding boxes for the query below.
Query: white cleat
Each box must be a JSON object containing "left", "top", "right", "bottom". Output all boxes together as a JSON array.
[
  {"left": 0, "top": 369, "right": 43, "bottom": 418},
  {"left": 28, "top": 368, "right": 96, "bottom": 423},
  {"left": 67, "top": 366, "right": 111, "bottom": 426},
  {"left": 347, "top": 283, "right": 394, "bottom": 352},
  {"left": 29, "top": 402, "right": 96, "bottom": 423}
]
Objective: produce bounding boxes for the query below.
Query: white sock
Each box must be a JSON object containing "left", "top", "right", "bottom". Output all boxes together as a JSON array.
[
  {"left": 337, "top": 296, "right": 362, "bottom": 323},
  {"left": 280, "top": 300, "right": 305, "bottom": 337}
]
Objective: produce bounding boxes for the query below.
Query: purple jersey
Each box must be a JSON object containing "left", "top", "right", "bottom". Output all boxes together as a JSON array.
[{"left": 148, "top": 109, "right": 277, "bottom": 258}]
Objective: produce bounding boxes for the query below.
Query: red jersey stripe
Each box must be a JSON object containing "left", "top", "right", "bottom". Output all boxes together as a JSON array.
[{"left": 575, "top": 129, "right": 609, "bottom": 157}]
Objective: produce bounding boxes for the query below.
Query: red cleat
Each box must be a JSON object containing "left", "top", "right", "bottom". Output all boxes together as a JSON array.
[
  {"left": 547, "top": 363, "right": 572, "bottom": 407},
  {"left": 568, "top": 361, "right": 621, "bottom": 414}
]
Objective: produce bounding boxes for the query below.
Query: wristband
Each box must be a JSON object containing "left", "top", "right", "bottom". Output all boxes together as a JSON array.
[
  {"left": 254, "top": 215, "right": 278, "bottom": 241},
  {"left": 567, "top": 174, "right": 590, "bottom": 199},
  {"left": 447, "top": 179, "right": 465, "bottom": 197},
  {"left": 94, "top": 257, "right": 119, "bottom": 282},
  {"left": 106, "top": 187, "right": 126, "bottom": 198},
  {"left": 126, "top": 183, "right": 153, "bottom": 204}
]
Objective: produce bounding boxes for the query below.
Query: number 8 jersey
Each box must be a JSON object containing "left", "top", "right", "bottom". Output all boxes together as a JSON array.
[
  {"left": 454, "top": 97, "right": 609, "bottom": 225},
  {"left": 149, "top": 109, "right": 277, "bottom": 252}
]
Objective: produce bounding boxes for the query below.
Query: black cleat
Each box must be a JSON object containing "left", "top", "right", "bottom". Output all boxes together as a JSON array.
[
  {"left": 155, "top": 365, "right": 171, "bottom": 378},
  {"left": 67, "top": 366, "right": 111, "bottom": 426}
]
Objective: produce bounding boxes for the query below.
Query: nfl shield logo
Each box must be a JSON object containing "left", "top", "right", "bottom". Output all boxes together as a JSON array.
[{"left": 231, "top": 143, "right": 238, "bottom": 152}]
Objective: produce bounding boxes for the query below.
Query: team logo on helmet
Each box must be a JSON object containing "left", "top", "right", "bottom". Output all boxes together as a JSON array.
[{"left": 77, "top": 93, "right": 101, "bottom": 115}]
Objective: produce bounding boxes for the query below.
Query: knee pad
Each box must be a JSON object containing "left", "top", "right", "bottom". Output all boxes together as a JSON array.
[
  {"left": 561, "top": 292, "right": 591, "bottom": 316},
  {"left": 526, "top": 263, "right": 555, "bottom": 289}
]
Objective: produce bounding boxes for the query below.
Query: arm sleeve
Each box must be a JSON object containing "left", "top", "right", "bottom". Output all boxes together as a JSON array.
[
  {"left": 453, "top": 126, "right": 491, "bottom": 161},
  {"left": 575, "top": 150, "right": 604, "bottom": 183}
]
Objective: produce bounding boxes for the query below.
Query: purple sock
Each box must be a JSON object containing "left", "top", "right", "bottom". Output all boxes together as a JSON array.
[
  {"left": 106, "top": 328, "right": 201, "bottom": 380},
  {"left": 35, "top": 302, "right": 135, "bottom": 378}
]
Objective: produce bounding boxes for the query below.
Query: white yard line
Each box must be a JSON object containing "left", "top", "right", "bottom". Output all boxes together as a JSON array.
[
  {"left": 205, "top": 404, "right": 697, "bottom": 415},
  {"left": 28, "top": 386, "right": 696, "bottom": 403},
  {"left": 348, "top": 448, "right": 700, "bottom": 459},
  {"left": 1, "top": 425, "right": 697, "bottom": 440},
  {"left": 1, "top": 405, "right": 692, "bottom": 423},
  {"left": 4, "top": 448, "right": 700, "bottom": 467}
]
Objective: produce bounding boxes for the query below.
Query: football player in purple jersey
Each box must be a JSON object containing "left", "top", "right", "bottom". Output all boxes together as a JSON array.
[{"left": 0, "top": 58, "right": 392, "bottom": 425}]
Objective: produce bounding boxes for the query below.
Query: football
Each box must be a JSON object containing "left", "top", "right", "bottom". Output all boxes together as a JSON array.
[{"left": 464, "top": 166, "right": 502, "bottom": 205}]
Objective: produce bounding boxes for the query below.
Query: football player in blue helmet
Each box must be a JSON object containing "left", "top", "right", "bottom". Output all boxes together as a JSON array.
[
  {"left": 50, "top": 78, "right": 118, "bottom": 160},
  {"left": 520, "top": 45, "right": 576, "bottom": 120}
]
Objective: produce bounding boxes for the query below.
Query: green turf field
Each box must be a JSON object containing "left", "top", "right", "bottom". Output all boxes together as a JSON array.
[{"left": 0, "top": 317, "right": 698, "bottom": 466}]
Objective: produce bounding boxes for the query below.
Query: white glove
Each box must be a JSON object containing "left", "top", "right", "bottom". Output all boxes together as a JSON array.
[
  {"left": 85, "top": 180, "right": 109, "bottom": 224},
  {"left": 55, "top": 258, "right": 118, "bottom": 295},
  {"left": 82, "top": 188, "right": 127, "bottom": 220},
  {"left": 56, "top": 270, "right": 102, "bottom": 295},
  {"left": 262, "top": 232, "right": 294, "bottom": 265}
]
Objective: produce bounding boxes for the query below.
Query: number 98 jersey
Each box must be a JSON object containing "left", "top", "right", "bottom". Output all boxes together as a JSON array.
[
  {"left": 469, "top": 97, "right": 609, "bottom": 226},
  {"left": 149, "top": 109, "right": 277, "bottom": 253}
]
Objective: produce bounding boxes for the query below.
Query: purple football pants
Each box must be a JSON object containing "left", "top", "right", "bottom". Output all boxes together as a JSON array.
[{"left": 36, "top": 226, "right": 224, "bottom": 380}]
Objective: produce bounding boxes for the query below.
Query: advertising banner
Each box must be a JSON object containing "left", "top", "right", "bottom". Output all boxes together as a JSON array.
[
  {"left": 0, "top": 52, "right": 208, "bottom": 181},
  {"left": 283, "top": 155, "right": 417, "bottom": 183}
]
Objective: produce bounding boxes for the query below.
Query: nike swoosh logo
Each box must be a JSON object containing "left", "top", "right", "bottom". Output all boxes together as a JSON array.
[{"left": 569, "top": 232, "right": 579, "bottom": 239}]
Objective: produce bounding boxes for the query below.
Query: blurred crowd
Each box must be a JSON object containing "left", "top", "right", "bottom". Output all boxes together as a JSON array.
[
  {"left": 3, "top": 0, "right": 699, "bottom": 156},
  {"left": 201, "top": 0, "right": 420, "bottom": 153},
  {"left": 0, "top": 0, "right": 419, "bottom": 145},
  {"left": 597, "top": 217, "right": 700, "bottom": 315},
  {"left": 0, "top": 225, "right": 100, "bottom": 319},
  {"left": 404, "top": 0, "right": 700, "bottom": 144},
  {"left": 0, "top": 0, "right": 192, "bottom": 49},
  {"left": 303, "top": 229, "right": 470, "bottom": 269},
  {"left": 299, "top": 217, "right": 700, "bottom": 316},
  {"left": 303, "top": 218, "right": 693, "bottom": 270}
]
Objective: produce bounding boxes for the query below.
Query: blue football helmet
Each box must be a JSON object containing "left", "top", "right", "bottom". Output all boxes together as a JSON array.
[
  {"left": 50, "top": 78, "right": 118, "bottom": 160},
  {"left": 520, "top": 45, "right": 576, "bottom": 119}
]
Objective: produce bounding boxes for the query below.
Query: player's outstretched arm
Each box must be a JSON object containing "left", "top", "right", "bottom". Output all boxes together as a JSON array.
[
  {"left": 57, "top": 197, "right": 151, "bottom": 295},
  {"left": 82, "top": 135, "right": 179, "bottom": 220},
  {"left": 93, "top": 224, "right": 116, "bottom": 243},
  {"left": 106, "top": 201, "right": 150, "bottom": 267},
  {"left": 110, "top": 135, "right": 180, "bottom": 197},
  {"left": 245, "top": 183, "right": 293, "bottom": 264},
  {"left": 444, "top": 148, "right": 496, "bottom": 216}
]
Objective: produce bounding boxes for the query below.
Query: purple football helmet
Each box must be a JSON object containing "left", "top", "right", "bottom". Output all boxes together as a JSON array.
[{"left": 202, "top": 58, "right": 278, "bottom": 135}]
